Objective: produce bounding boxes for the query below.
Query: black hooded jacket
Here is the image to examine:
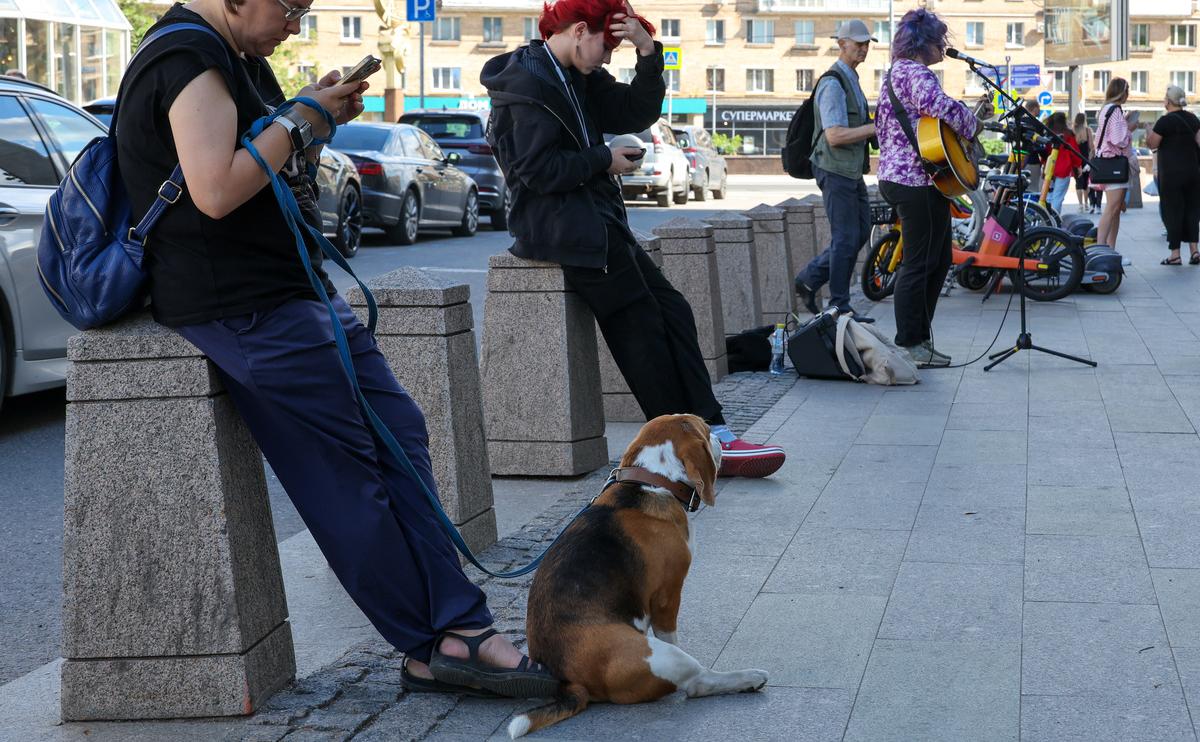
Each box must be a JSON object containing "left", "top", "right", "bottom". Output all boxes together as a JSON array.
[{"left": 481, "top": 40, "right": 665, "bottom": 268}]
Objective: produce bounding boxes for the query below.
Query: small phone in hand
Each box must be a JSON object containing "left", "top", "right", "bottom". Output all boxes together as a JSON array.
[
  {"left": 340, "top": 55, "right": 382, "bottom": 86},
  {"left": 627, "top": 147, "right": 647, "bottom": 161}
]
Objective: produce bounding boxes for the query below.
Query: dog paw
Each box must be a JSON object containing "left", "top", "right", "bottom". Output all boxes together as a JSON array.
[{"left": 741, "top": 669, "right": 769, "bottom": 692}]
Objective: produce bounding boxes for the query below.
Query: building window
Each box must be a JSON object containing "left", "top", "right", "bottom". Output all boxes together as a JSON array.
[
  {"left": 433, "top": 17, "right": 461, "bottom": 41},
  {"left": 661, "top": 19, "right": 680, "bottom": 39},
  {"left": 746, "top": 19, "right": 775, "bottom": 45},
  {"left": 1132, "top": 23, "right": 1149, "bottom": 50},
  {"left": 432, "top": 67, "right": 461, "bottom": 90},
  {"left": 483, "top": 17, "right": 503, "bottom": 43},
  {"left": 747, "top": 68, "right": 774, "bottom": 93},
  {"left": 706, "top": 67, "right": 725, "bottom": 92},
  {"left": 1093, "top": 69, "right": 1110, "bottom": 94},
  {"left": 1049, "top": 69, "right": 1066, "bottom": 93},
  {"left": 873, "top": 20, "right": 891, "bottom": 45},
  {"left": 1130, "top": 70, "right": 1148, "bottom": 94},
  {"left": 794, "top": 20, "right": 814, "bottom": 46},
  {"left": 297, "top": 64, "right": 317, "bottom": 84},
  {"left": 1171, "top": 24, "right": 1196, "bottom": 48},
  {"left": 706, "top": 20, "right": 725, "bottom": 45},
  {"left": 1006, "top": 22, "right": 1023, "bottom": 47},
  {"left": 663, "top": 69, "right": 680, "bottom": 92},
  {"left": 1172, "top": 70, "right": 1196, "bottom": 94},
  {"left": 966, "top": 22, "right": 984, "bottom": 47},
  {"left": 299, "top": 15, "right": 317, "bottom": 42},
  {"left": 341, "top": 16, "right": 361, "bottom": 42},
  {"left": 874, "top": 69, "right": 884, "bottom": 91},
  {"left": 523, "top": 17, "right": 538, "bottom": 42},
  {"left": 796, "top": 69, "right": 813, "bottom": 92},
  {"left": 619, "top": 68, "right": 636, "bottom": 83}
]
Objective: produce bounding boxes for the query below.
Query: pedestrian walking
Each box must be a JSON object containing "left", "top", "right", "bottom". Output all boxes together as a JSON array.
[
  {"left": 1147, "top": 84, "right": 1200, "bottom": 265},
  {"left": 1045, "top": 112, "right": 1081, "bottom": 216},
  {"left": 1073, "top": 112, "right": 1098, "bottom": 213},
  {"left": 792, "top": 20, "right": 877, "bottom": 323},
  {"left": 481, "top": 0, "right": 785, "bottom": 477},
  {"left": 1092, "top": 78, "right": 1134, "bottom": 252},
  {"left": 116, "top": 0, "right": 558, "bottom": 699}
]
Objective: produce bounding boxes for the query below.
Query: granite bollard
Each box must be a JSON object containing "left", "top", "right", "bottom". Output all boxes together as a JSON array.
[
  {"left": 778, "top": 197, "right": 817, "bottom": 290},
  {"left": 595, "top": 231, "right": 662, "bottom": 422},
  {"left": 742, "top": 204, "right": 795, "bottom": 324},
  {"left": 653, "top": 217, "right": 728, "bottom": 381},
  {"left": 481, "top": 253, "right": 608, "bottom": 475},
  {"left": 348, "top": 268, "right": 497, "bottom": 554},
  {"left": 707, "top": 212, "right": 762, "bottom": 334},
  {"left": 61, "top": 314, "right": 295, "bottom": 720}
]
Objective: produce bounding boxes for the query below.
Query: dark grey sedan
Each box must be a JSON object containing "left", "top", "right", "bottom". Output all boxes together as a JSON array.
[
  {"left": 399, "top": 109, "right": 507, "bottom": 230},
  {"left": 329, "top": 122, "right": 479, "bottom": 245}
]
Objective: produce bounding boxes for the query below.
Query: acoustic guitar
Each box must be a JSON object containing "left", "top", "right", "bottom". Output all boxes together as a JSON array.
[{"left": 916, "top": 99, "right": 991, "bottom": 199}]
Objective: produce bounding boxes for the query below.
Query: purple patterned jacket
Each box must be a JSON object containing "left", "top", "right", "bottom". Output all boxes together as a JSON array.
[{"left": 876, "top": 58, "right": 977, "bottom": 188}]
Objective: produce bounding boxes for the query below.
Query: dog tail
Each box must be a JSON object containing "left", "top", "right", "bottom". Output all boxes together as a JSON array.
[{"left": 507, "top": 682, "right": 589, "bottom": 738}]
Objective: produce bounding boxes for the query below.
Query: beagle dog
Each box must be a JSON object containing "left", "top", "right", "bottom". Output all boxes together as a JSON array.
[{"left": 509, "top": 414, "right": 768, "bottom": 738}]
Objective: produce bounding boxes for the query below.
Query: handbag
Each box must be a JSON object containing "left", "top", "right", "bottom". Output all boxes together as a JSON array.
[
  {"left": 38, "top": 23, "right": 231, "bottom": 330},
  {"left": 787, "top": 312, "right": 863, "bottom": 380},
  {"left": 726, "top": 325, "right": 774, "bottom": 372},
  {"left": 1089, "top": 105, "right": 1131, "bottom": 185},
  {"left": 834, "top": 315, "right": 919, "bottom": 385}
]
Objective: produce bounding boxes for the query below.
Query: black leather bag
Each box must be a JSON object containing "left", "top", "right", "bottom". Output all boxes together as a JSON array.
[
  {"left": 726, "top": 325, "right": 774, "bottom": 372},
  {"left": 1089, "top": 106, "right": 1131, "bottom": 185},
  {"left": 787, "top": 313, "right": 862, "bottom": 380}
]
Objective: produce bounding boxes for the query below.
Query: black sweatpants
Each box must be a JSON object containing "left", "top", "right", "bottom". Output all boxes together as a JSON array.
[
  {"left": 880, "top": 181, "right": 953, "bottom": 348},
  {"left": 1159, "top": 173, "right": 1200, "bottom": 252},
  {"left": 562, "top": 227, "right": 725, "bottom": 425}
]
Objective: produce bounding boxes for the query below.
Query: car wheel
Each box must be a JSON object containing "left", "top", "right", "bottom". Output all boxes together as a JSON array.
[
  {"left": 385, "top": 189, "right": 420, "bottom": 245},
  {"left": 334, "top": 185, "right": 362, "bottom": 258},
  {"left": 673, "top": 174, "right": 689, "bottom": 205},
  {"left": 453, "top": 189, "right": 479, "bottom": 237},
  {"left": 490, "top": 186, "right": 510, "bottom": 231},
  {"left": 712, "top": 172, "right": 728, "bottom": 200},
  {"left": 693, "top": 171, "right": 710, "bottom": 201},
  {"left": 0, "top": 317, "right": 7, "bottom": 418},
  {"left": 656, "top": 188, "right": 671, "bottom": 207}
]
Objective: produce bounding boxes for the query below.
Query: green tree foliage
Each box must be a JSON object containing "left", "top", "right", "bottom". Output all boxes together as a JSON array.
[
  {"left": 118, "top": 0, "right": 159, "bottom": 47},
  {"left": 711, "top": 132, "right": 743, "bottom": 156},
  {"left": 268, "top": 42, "right": 307, "bottom": 98}
]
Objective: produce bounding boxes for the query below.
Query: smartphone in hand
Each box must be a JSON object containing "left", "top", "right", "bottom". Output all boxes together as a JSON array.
[
  {"left": 340, "top": 55, "right": 382, "bottom": 86},
  {"left": 627, "top": 148, "right": 647, "bottom": 162}
]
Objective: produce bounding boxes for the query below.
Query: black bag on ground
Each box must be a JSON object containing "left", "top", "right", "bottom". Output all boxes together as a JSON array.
[
  {"left": 787, "top": 313, "right": 863, "bottom": 380},
  {"left": 726, "top": 325, "right": 774, "bottom": 372},
  {"left": 781, "top": 71, "right": 840, "bottom": 179}
]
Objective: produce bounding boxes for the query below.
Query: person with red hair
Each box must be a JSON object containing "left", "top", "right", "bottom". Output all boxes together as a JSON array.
[{"left": 481, "top": 0, "right": 787, "bottom": 477}]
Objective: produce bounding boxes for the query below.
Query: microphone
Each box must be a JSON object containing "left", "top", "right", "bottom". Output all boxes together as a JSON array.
[{"left": 945, "top": 48, "right": 997, "bottom": 69}]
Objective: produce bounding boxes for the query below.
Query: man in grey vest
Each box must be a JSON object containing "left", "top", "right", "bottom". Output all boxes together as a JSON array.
[{"left": 794, "top": 20, "right": 877, "bottom": 322}]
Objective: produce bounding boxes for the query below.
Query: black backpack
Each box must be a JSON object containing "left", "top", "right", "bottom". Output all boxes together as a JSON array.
[{"left": 781, "top": 71, "right": 849, "bottom": 179}]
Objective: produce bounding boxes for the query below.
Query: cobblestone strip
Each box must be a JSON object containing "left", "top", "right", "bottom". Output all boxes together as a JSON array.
[{"left": 231, "top": 370, "right": 797, "bottom": 742}]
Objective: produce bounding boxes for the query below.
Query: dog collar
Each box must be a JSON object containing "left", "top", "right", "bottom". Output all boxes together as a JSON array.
[{"left": 604, "top": 466, "right": 701, "bottom": 512}]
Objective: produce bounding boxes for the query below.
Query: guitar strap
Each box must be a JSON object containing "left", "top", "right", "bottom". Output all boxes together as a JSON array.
[{"left": 885, "top": 69, "right": 939, "bottom": 180}]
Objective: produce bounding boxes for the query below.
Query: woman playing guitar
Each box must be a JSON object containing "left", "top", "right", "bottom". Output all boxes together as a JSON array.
[{"left": 875, "top": 7, "right": 987, "bottom": 368}]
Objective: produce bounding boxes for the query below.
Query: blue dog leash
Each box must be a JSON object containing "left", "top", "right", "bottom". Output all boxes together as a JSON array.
[{"left": 242, "top": 99, "right": 590, "bottom": 578}]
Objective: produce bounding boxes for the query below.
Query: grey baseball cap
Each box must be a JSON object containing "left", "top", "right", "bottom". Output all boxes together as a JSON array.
[{"left": 832, "top": 19, "right": 877, "bottom": 42}]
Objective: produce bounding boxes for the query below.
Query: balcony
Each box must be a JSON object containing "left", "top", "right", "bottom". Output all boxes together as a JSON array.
[{"left": 760, "top": 0, "right": 888, "bottom": 13}]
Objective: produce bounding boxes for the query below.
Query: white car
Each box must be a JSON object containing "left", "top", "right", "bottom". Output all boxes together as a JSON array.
[{"left": 607, "top": 119, "right": 692, "bottom": 208}]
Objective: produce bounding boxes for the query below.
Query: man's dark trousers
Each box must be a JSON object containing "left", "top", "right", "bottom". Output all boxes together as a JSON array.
[
  {"left": 561, "top": 226, "right": 725, "bottom": 426},
  {"left": 176, "top": 295, "right": 493, "bottom": 664},
  {"left": 796, "top": 164, "right": 872, "bottom": 311}
]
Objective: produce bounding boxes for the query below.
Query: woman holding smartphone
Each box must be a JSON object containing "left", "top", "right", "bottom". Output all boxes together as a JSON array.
[{"left": 115, "top": 0, "right": 557, "bottom": 698}]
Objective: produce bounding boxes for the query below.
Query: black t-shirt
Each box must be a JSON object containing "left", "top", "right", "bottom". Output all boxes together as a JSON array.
[
  {"left": 1153, "top": 110, "right": 1200, "bottom": 185},
  {"left": 115, "top": 4, "right": 334, "bottom": 327}
]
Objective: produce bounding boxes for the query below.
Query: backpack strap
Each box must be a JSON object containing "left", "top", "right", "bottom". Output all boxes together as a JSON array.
[{"left": 807, "top": 70, "right": 846, "bottom": 148}]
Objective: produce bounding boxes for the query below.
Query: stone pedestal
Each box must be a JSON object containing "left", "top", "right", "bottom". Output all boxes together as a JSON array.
[
  {"left": 481, "top": 254, "right": 608, "bottom": 475},
  {"left": 61, "top": 315, "right": 295, "bottom": 721},
  {"left": 349, "top": 269, "right": 497, "bottom": 554},
  {"left": 653, "top": 217, "right": 728, "bottom": 381},
  {"left": 596, "top": 231, "right": 662, "bottom": 422},
  {"left": 707, "top": 213, "right": 762, "bottom": 334},
  {"left": 743, "top": 204, "right": 795, "bottom": 324},
  {"left": 778, "top": 197, "right": 817, "bottom": 284}
]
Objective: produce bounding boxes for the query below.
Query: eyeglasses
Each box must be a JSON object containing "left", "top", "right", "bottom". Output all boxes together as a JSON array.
[{"left": 274, "top": 0, "right": 311, "bottom": 22}]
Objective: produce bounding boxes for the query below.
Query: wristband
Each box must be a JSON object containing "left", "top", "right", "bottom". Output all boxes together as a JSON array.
[{"left": 274, "top": 108, "right": 313, "bottom": 152}]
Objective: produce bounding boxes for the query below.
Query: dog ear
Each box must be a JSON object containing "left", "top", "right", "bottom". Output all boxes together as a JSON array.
[{"left": 679, "top": 417, "right": 717, "bottom": 506}]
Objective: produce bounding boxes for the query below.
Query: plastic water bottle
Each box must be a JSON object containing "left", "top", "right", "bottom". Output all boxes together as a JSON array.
[{"left": 769, "top": 323, "right": 787, "bottom": 375}]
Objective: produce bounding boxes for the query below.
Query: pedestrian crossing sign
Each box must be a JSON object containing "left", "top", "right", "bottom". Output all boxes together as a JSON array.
[{"left": 663, "top": 47, "right": 682, "bottom": 70}]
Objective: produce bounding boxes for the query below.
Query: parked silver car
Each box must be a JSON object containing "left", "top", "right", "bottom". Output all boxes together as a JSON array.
[
  {"left": 605, "top": 119, "right": 692, "bottom": 207},
  {"left": 0, "top": 77, "right": 103, "bottom": 410},
  {"left": 673, "top": 125, "right": 728, "bottom": 201}
]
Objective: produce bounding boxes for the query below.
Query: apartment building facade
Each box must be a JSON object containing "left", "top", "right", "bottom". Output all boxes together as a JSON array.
[{"left": 274, "top": 0, "right": 1200, "bottom": 153}]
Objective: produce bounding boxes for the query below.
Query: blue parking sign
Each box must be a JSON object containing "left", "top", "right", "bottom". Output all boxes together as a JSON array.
[{"left": 407, "top": 0, "right": 434, "bottom": 22}]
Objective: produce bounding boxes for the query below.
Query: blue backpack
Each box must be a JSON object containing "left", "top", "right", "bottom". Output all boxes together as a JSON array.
[{"left": 38, "top": 23, "right": 230, "bottom": 330}]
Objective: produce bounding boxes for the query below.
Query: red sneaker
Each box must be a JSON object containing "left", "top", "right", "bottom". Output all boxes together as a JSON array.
[{"left": 717, "top": 438, "right": 786, "bottom": 478}]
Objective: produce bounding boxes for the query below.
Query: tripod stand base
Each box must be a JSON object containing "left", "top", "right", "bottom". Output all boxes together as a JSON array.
[{"left": 984, "top": 333, "right": 1097, "bottom": 371}]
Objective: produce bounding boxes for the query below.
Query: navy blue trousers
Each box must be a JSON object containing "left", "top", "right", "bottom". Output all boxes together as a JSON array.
[
  {"left": 176, "top": 295, "right": 492, "bottom": 663},
  {"left": 797, "top": 166, "right": 872, "bottom": 312}
]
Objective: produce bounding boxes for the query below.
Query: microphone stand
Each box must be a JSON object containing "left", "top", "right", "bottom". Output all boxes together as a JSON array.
[{"left": 960, "top": 58, "right": 1097, "bottom": 372}]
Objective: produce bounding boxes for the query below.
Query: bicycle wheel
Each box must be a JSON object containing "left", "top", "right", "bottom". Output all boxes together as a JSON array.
[
  {"left": 1022, "top": 200, "right": 1058, "bottom": 230},
  {"left": 862, "top": 229, "right": 901, "bottom": 301},
  {"left": 1008, "top": 227, "right": 1084, "bottom": 302},
  {"left": 951, "top": 189, "right": 988, "bottom": 250},
  {"left": 956, "top": 266, "right": 993, "bottom": 291}
]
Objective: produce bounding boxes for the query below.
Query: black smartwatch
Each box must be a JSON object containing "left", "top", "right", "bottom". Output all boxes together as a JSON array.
[{"left": 275, "top": 108, "right": 314, "bottom": 152}]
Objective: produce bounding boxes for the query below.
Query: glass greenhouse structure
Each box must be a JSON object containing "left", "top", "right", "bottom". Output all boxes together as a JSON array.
[{"left": 0, "top": 0, "right": 132, "bottom": 105}]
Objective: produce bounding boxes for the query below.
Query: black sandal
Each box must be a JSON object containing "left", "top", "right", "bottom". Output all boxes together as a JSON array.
[
  {"left": 1162, "top": 256, "right": 1183, "bottom": 265},
  {"left": 428, "top": 628, "right": 560, "bottom": 699},
  {"left": 1191, "top": 253, "right": 1200, "bottom": 265},
  {"left": 400, "top": 657, "right": 501, "bottom": 698}
]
